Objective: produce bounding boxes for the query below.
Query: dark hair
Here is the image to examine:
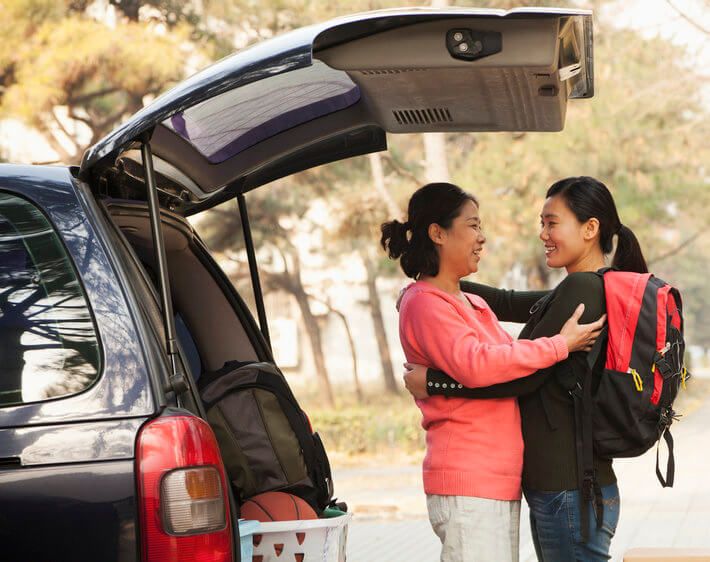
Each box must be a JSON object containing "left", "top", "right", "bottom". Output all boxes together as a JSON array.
[
  {"left": 546, "top": 176, "right": 648, "bottom": 273},
  {"left": 380, "top": 182, "right": 478, "bottom": 279}
]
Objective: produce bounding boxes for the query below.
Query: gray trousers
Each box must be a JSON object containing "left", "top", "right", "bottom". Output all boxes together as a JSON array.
[{"left": 426, "top": 494, "right": 521, "bottom": 562}]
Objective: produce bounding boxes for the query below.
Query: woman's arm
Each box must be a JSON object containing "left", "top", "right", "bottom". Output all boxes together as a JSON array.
[
  {"left": 420, "top": 273, "right": 605, "bottom": 398},
  {"left": 401, "top": 291, "right": 569, "bottom": 388},
  {"left": 420, "top": 364, "right": 553, "bottom": 398},
  {"left": 460, "top": 280, "right": 550, "bottom": 323}
]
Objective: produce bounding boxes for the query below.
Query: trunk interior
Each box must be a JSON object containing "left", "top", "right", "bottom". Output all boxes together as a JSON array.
[{"left": 102, "top": 200, "right": 267, "bottom": 384}]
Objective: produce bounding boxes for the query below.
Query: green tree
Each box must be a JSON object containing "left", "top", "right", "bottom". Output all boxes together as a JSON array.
[
  {"left": 447, "top": 24, "right": 710, "bottom": 295},
  {"left": 0, "top": 0, "right": 191, "bottom": 163},
  {"left": 324, "top": 156, "right": 404, "bottom": 396}
]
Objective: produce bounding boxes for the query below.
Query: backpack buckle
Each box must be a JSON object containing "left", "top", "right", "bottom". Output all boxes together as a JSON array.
[
  {"left": 653, "top": 356, "right": 674, "bottom": 379},
  {"left": 681, "top": 367, "right": 690, "bottom": 389},
  {"left": 658, "top": 407, "right": 679, "bottom": 430}
]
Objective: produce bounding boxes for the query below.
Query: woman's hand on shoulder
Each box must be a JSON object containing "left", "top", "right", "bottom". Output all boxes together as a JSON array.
[
  {"left": 560, "top": 303, "right": 607, "bottom": 353},
  {"left": 403, "top": 362, "right": 429, "bottom": 399}
]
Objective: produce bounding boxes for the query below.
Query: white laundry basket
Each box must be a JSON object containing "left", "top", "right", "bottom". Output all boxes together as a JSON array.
[
  {"left": 250, "top": 512, "right": 352, "bottom": 562},
  {"left": 238, "top": 519, "right": 261, "bottom": 561}
]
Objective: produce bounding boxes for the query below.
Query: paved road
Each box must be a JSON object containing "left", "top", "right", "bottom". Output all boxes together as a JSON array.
[{"left": 337, "top": 390, "right": 710, "bottom": 561}]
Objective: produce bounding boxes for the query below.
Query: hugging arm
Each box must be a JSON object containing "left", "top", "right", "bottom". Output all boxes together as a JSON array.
[
  {"left": 402, "top": 292, "right": 569, "bottom": 389},
  {"left": 426, "top": 274, "right": 605, "bottom": 398},
  {"left": 459, "top": 280, "right": 549, "bottom": 323}
]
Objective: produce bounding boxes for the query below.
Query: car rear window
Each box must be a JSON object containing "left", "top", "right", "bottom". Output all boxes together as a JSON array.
[
  {"left": 0, "top": 192, "right": 100, "bottom": 407},
  {"left": 164, "top": 60, "right": 360, "bottom": 163}
]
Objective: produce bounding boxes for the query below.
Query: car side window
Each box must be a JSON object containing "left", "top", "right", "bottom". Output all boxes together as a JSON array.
[{"left": 0, "top": 191, "right": 100, "bottom": 407}]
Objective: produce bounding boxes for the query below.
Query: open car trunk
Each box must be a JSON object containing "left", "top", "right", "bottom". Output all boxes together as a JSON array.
[{"left": 101, "top": 201, "right": 340, "bottom": 546}]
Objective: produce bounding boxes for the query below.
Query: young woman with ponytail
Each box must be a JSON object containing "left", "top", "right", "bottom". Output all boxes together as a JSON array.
[
  {"left": 381, "top": 182, "right": 605, "bottom": 562},
  {"left": 403, "top": 176, "right": 646, "bottom": 561}
]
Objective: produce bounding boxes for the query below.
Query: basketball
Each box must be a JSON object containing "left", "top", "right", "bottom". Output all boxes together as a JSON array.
[{"left": 240, "top": 491, "right": 318, "bottom": 522}]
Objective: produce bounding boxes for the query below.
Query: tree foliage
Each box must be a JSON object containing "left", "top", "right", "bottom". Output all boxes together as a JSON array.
[
  {"left": 1, "top": 0, "right": 189, "bottom": 162},
  {"left": 1, "top": 0, "right": 709, "bottom": 360},
  {"left": 445, "top": 26, "right": 710, "bottom": 292}
]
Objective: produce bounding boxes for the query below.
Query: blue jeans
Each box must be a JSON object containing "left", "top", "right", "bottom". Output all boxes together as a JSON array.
[{"left": 524, "top": 483, "right": 620, "bottom": 562}]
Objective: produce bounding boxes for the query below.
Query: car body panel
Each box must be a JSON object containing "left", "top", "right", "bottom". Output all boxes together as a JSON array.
[
  {"left": 0, "top": 460, "right": 139, "bottom": 562},
  {"left": 0, "top": 165, "right": 156, "bottom": 428},
  {"left": 0, "top": 418, "right": 144, "bottom": 466}
]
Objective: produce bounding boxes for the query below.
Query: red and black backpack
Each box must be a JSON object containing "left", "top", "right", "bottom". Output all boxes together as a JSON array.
[{"left": 575, "top": 268, "right": 689, "bottom": 541}]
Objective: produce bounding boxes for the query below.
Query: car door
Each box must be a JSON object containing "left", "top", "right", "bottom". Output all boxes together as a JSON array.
[{"left": 75, "top": 7, "right": 594, "bottom": 383}]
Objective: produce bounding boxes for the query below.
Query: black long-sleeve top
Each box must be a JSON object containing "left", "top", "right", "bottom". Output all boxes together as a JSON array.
[{"left": 426, "top": 272, "right": 615, "bottom": 492}]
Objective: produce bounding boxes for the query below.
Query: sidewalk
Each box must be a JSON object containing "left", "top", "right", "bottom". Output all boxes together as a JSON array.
[{"left": 338, "top": 389, "right": 710, "bottom": 561}]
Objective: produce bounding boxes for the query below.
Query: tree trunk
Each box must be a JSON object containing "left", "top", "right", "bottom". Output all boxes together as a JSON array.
[
  {"left": 111, "top": 0, "right": 141, "bottom": 21},
  {"left": 364, "top": 254, "right": 399, "bottom": 394},
  {"left": 309, "top": 294, "right": 364, "bottom": 403},
  {"left": 248, "top": 251, "right": 336, "bottom": 407},
  {"left": 369, "top": 153, "right": 402, "bottom": 219},
  {"left": 289, "top": 254, "right": 336, "bottom": 407},
  {"left": 341, "top": 315, "right": 364, "bottom": 403},
  {"left": 422, "top": 133, "right": 450, "bottom": 183},
  {"left": 421, "top": 0, "right": 452, "bottom": 185}
]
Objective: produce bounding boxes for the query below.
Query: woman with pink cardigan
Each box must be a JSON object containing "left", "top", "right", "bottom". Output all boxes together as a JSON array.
[{"left": 380, "top": 182, "right": 604, "bottom": 562}]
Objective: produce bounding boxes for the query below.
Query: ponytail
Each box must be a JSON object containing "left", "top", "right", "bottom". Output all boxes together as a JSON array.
[
  {"left": 380, "top": 219, "right": 410, "bottom": 260},
  {"left": 612, "top": 224, "right": 648, "bottom": 273}
]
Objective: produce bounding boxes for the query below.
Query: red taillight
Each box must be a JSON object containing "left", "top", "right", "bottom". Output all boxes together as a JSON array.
[{"left": 136, "top": 414, "right": 232, "bottom": 562}]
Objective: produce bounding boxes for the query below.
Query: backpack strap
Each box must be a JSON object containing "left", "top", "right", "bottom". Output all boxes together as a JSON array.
[
  {"left": 669, "top": 287, "right": 685, "bottom": 336},
  {"left": 655, "top": 286, "right": 681, "bottom": 488},
  {"left": 656, "top": 428, "right": 675, "bottom": 487},
  {"left": 594, "top": 266, "right": 616, "bottom": 278},
  {"left": 573, "top": 328, "right": 607, "bottom": 543},
  {"left": 584, "top": 329, "right": 605, "bottom": 370}
]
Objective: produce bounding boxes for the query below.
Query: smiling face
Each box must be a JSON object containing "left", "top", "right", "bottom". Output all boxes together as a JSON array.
[
  {"left": 539, "top": 194, "right": 600, "bottom": 271},
  {"left": 431, "top": 199, "right": 486, "bottom": 277}
]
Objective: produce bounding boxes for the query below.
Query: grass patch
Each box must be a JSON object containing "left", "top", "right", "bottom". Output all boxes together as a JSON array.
[{"left": 295, "top": 388, "right": 425, "bottom": 458}]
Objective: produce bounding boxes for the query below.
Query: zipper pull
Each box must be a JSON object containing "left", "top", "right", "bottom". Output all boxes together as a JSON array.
[{"left": 629, "top": 368, "right": 644, "bottom": 392}]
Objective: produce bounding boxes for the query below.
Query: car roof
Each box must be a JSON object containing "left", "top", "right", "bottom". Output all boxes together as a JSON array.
[{"left": 79, "top": 7, "right": 593, "bottom": 214}]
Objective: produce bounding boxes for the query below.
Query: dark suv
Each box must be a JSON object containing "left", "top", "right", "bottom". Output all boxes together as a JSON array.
[{"left": 0, "top": 8, "right": 593, "bottom": 562}]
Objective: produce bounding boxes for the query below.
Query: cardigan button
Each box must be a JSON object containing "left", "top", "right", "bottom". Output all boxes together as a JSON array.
[{"left": 428, "top": 381, "right": 433, "bottom": 387}]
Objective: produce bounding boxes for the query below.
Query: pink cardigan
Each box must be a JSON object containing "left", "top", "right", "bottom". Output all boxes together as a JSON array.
[{"left": 399, "top": 281, "right": 569, "bottom": 500}]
